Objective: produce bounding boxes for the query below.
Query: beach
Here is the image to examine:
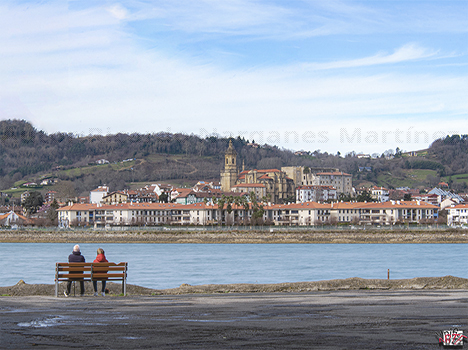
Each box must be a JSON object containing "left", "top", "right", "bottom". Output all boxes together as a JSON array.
[{"left": 2, "top": 289, "right": 467, "bottom": 349}]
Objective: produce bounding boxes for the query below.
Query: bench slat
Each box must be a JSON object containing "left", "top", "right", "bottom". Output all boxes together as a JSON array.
[
  {"left": 57, "top": 274, "right": 92, "bottom": 279},
  {"left": 91, "top": 273, "right": 125, "bottom": 278}
]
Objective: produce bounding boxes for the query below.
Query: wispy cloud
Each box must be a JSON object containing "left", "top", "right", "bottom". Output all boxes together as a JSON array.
[
  {"left": 296, "top": 44, "right": 439, "bottom": 71},
  {"left": 120, "top": 0, "right": 468, "bottom": 39},
  {"left": 107, "top": 4, "right": 129, "bottom": 20},
  {"left": 0, "top": 0, "right": 467, "bottom": 154}
]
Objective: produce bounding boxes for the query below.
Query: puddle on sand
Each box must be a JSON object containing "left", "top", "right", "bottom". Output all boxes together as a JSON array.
[
  {"left": 114, "top": 315, "right": 130, "bottom": 320},
  {"left": 18, "top": 316, "right": 66, "bottom": 328},
  {"left": 120, "top": 336, "right": 145, "bottom": 340},
  {"left": 17, "top": 315, "right": 111, "bottom": 328},
  {"left": 1, "top": 308, "right": 35, "bottom": 313}
]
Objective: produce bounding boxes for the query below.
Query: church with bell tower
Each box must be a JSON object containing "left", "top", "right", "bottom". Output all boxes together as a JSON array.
[
  {"left": 220, "top": 139, "right": 238, "bottom": 192},
  {"left": 220, "top": 140, "right": 295, "bottom": 203}
]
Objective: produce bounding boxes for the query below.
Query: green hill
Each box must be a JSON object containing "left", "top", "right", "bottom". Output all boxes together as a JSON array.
[{"left": 1, "top": 120, "right": 467, "bottom": 203}]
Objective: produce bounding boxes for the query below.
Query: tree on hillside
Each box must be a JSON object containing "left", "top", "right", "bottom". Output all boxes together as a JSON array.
[
  {"left": 47, "top": 199, "right": 59, "bottom": 223},
  {"left": 339, "top": 193, "right": 354, "bottom": 202},
  {"left": 55, "top": 180, "right": 77, "bottom": 202},
  {"left": 249, "top": 191, "right": 265, "bottom": 225},
  {"left": 356, "top": 190, "right": 373, "bottom": 202},
  {"left": 22, "top": 191, "right": 44, "bottom": 215},
  {"left": 403, "top": 193, "right": 412, "bottom": 201},
  {"left": 217, "top": 195, "right": 225, "bottom": 226},
  {"left": 394, "top": 147, "right": 402, "bottom": 158},
  {"left": 159, "top": 192, "right": 169, "bottom": 203}
]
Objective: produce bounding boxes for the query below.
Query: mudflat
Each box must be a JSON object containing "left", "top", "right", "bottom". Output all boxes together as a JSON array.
[
  {"left": 1, "top": 290, "right": 467, "bottom": 349},
  {"left": 1, "top": 229, "right": 468, "bottom": 243}
]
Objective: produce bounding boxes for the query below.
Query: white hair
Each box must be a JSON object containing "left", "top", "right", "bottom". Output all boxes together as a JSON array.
[{"left": 73, "top": 244, "right": 80, "bottom": 252}]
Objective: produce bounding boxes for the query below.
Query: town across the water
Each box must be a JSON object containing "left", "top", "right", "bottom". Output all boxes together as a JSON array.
[{"left": 4, "top": 141, "right": 468, "bottom": 228}]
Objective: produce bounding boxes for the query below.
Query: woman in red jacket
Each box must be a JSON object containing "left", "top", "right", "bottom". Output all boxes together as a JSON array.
[{"left": 92, "top": 248, "right": 109, "bottom": 296}]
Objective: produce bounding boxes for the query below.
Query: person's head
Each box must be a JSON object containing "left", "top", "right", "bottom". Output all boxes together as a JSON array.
[
  {"left": 73, "top": 244, "right": 80, "bottom": 252},
  {"left": 97, "top": 248, "right": 105, "bottom": 255}
]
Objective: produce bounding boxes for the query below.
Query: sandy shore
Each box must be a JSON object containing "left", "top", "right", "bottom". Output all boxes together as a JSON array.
[
  {"left": 2, "top": 289, "right": 467, "bottom": 349},
  {"left": 1, "top": 228, "right": 468, "bottom": 243},
  {"left": 2, "top": 275, "right": 468, "bottom": 297},
  {"left": 2, "top": 277, "right": 467, "bottom": 348}
]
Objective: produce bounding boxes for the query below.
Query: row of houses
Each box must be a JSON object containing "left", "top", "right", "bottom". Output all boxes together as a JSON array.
[
  {"left": 354, "top": 186, "right": 466, "bottom": 208},
  {"left": 57, "top": 200, "right": 439, "bottom": 229}
]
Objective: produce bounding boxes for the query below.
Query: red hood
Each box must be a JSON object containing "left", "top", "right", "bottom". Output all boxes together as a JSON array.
[{"left": 93, "top": 253, "right": 108, "bottom": 263}]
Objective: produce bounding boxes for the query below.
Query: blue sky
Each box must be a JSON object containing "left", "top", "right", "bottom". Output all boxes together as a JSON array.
[{"left": 0, "top": 0, "right": 467, "bottom": 155}]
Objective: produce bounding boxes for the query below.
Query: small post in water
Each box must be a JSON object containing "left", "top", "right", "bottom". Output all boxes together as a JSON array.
[{"left": 387, "top": 269, "right": 390, "bottom": 280}]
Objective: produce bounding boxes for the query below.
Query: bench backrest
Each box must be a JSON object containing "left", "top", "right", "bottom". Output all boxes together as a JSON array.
[{"left": 55, "top": 262, "right": 128, "bottom": 281}]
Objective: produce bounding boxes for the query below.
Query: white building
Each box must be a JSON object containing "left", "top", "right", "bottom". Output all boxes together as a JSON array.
[
  {"left": 370, "top": 186, "right": 390, "bottom": 202},
  {"left": 89, "top": 186, "right": 109, "bottom": 204},
  {"left": 296, "top": 185, "right": 337, "bottom": 203},
  {"left": 447, "top": 204, "right": 468, "bottom": 226}
]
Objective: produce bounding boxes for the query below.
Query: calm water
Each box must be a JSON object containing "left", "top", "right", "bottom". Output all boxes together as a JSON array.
[{"left": 1, "top": 243, "right": 467, "bottom": 289}]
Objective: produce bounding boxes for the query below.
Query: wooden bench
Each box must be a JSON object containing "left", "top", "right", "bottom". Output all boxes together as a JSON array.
[{"left": 55, "top": 262, "right": 128, "bottom": 297}]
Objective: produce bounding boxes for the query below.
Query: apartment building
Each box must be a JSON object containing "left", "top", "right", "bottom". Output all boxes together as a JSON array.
[
  {"left": 370, "top": 186, "right": 390, "bottom": 202},
  {"left": 89, "top": 186, "right": 109, "bottom": 204},
  {"left": 296, "top": 185, "right": 337, "bottom": 203},
  {"left": 447, "top": 204, "right": 468, "bottom": 226},
  {"left": 313, "top": 172, "right": 352, "bottom": 196},
  {"left": 282, "top": 166, "right": 352, "bottom": 196},
  {"left": 58, "top": 200, "right": 438, "bottom": 228},
  {"left": 102, "top": 191, "right": 129, "bottom": 205}
]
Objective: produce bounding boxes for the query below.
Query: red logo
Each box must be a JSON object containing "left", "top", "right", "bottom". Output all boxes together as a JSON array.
[{"left": 436, "top": 329, "right": 467, "bottom": 347}]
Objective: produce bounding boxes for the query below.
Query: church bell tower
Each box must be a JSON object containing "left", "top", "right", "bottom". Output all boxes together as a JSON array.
[{"left": 220, "top": 140, "right": 237, "bottom": 192}]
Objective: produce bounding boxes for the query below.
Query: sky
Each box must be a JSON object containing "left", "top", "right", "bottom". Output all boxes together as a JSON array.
[{"left": 0, "top": 0, "right": 467, "bottom": 155}]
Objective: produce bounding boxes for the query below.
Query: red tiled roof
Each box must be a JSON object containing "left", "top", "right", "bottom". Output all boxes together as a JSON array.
[
  {"left": 90, "top": 188, "right": 109, "bottom": 193},
  {"left": 102, "top": 191, "right": 127, "bottom": 198},
  {"left": 268, "top": 202, "right": 330, "bottom": 210},
  {"left": 257, "top": 169, "right": 281, "bottom": 173},
  {"left": 361, "top": 201, "right": 439, "bottom": 209},
  {"left": 232, "top": 183, "right": 266, "bottom": 188},
  {"left": 371, "top": 186, "right": 389, "bottom": 191}
]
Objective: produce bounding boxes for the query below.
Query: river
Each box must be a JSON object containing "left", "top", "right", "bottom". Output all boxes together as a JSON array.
[{"left": 1, "top": 243, "right": 467, "bottom": 289}]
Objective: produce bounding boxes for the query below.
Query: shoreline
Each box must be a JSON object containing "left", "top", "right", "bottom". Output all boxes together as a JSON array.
[
  {"left": 1, "top": 229, "right": 468, "bottom": 243},
  {"left": 2, "top": 276, "right": 468, "bottom": 296}
]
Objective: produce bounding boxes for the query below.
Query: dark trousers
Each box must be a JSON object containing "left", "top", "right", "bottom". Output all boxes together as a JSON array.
[
  {"left": 93, "top": 280, "right": 107, "bottom": 293},
  {"left": 66, "top": 280, "right": 85, "bottom": 295}
]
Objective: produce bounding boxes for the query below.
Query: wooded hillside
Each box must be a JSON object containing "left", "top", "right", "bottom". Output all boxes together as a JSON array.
[{"left": 0, "top": 119, "right": 467, "bottom": 197}]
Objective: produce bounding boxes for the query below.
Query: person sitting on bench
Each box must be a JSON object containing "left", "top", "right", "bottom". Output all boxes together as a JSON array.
[
  {"left": 64, "top": 244, "right": 85, "bottom": 297},
  {"left": 92, "top": 248, "right": 109, "bottom": 297}
]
